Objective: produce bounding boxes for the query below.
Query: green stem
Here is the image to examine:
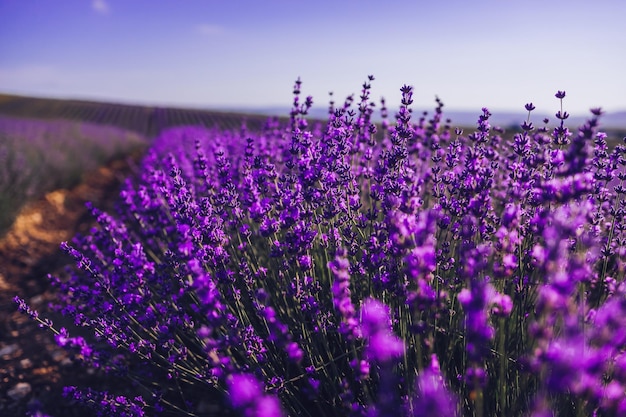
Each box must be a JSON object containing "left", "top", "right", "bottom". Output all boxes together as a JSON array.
[
  {"left": 473, "top": 386, "right": 484, "bottom": 417},
  {"left": 498, "top": 317, "right": 506, "bottom": 416}
]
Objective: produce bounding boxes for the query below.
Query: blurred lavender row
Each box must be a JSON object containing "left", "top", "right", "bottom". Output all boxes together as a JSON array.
[{"left": 0, "top": 115, "right": 146, "bottom": 235}]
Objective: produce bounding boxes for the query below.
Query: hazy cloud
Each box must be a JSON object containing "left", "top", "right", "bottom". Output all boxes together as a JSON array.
[
  {"left": 196, "top": 24, "right": 223, "bottom": 36},
  {"left": 92, "top": 0, "right": 110, "bottom": 15}
]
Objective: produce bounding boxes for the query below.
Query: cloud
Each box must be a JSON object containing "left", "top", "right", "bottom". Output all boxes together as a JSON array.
[
  {"left": 196, "top": 24, "right": 223, "bottom": 36},
  {"left": 92, "top": 0, "right": 110, "bottom": 15}
]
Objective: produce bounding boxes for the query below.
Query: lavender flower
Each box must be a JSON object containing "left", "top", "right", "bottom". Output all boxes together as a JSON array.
[
  {"left": 360, "top": 298, "right": 404, "bottom": 362},
  {"left": 411, "top": 355, "right": 458, "bottom": 417},
  {"left": 329, "top": 247, "right": 360, "bottom": 338},
  {"left": 228, "top": 374, "right": 285, "bottom": 417}
]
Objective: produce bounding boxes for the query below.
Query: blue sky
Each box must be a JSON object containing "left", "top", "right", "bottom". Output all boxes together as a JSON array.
[{"left": 1, "top": 0, "right": 625, "bottom": 115}]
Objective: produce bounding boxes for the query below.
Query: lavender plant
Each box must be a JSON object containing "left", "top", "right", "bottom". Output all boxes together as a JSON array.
[{"left": 17, "top": 78, "right": 626, "bottom": 417}]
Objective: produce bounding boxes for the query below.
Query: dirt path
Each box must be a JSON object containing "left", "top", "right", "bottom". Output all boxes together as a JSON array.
[{"left": 0, "top": 153, "right": 143, "bottom": 416}]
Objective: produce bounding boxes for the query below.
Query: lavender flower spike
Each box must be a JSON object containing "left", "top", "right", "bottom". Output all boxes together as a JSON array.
[
  {"left": 360, "top": 298, "right": 404, "bottom": 362},
  {"left": 329, "top": 247, "right": 360, "bottom": 338},
  {"left": 412, "top": 355, "right": 459, "bottom": 417},
  {"left": 227, "top": 373, "right": 285, "bottom": 417}
]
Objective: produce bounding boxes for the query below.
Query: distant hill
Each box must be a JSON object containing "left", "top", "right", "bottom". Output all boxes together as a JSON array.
[
  {"left": 0, "top": 93, "right": 286, "bottom": 138},
  {"left": 590, "top": 110, "right": 626, "bottom": 129}
]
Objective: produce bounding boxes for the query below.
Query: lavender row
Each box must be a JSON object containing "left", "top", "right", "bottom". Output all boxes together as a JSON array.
[
  {"left": 0, "top": 116, "right": 146, "bottom": 234},
  {"left": 19, "top": 77, "right": 626, "bottom": 416},
  {"left": 0, "top": 94, "right": 284, "bottom": 137}
]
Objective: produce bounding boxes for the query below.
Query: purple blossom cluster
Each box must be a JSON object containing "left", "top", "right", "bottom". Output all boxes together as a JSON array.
[
  {"left": 17, "top": 78, "right": 626, "bottom": 417},
  {"left": 227, "top": 373, "right": 284, "bottom": 417}
]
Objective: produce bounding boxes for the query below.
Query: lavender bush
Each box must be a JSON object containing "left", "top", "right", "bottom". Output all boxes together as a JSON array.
[
  {"left": 0, "top": 116, "right": 146, "bottom": 234},
  {"left": 17, "top": 77, "right": 626, "bottom": 416}
]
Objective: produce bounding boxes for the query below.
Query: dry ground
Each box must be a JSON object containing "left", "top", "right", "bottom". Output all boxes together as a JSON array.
[{"left": 0, "top": 155, "right": 142, "bottom": 416}]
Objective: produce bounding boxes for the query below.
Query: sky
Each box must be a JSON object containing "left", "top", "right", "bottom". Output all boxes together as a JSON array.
[{"left": 1, "top": 0, "right": 625, "bottom": 116}]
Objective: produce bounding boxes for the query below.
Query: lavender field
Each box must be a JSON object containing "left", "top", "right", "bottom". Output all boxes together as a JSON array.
[
  {"left": 0, "top": 94, "right": 284, "bottom": 139},
  {"left": 0, "top": 116, "right": 146, "bottom": 235},
  {"left": 12, "top": 77, "right": 626, "bottom": 417}
]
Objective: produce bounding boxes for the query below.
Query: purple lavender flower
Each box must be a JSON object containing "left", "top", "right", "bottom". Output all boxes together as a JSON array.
[
  {"left": 62, "top": 387, "right": 147, "bottom": 417},
  {"left": 360, "top": 298, "right": 404, "bottom": 362},
  {"left": 228, "top": 374, "right": 263, "bottom": 409},
  {"left": 228, "top": 373, "right": 284, "bottom": 417},
  {"left": 329, "top": 247, "right": 360, "bottom": 338},
  {"left": 411, "top": 355, "right": 458, "bottom": 417}
]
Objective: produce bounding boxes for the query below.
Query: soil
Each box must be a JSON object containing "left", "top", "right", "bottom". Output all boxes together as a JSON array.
[{"left": 0, "top": 154, "right": 144, "bottom": 417}]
